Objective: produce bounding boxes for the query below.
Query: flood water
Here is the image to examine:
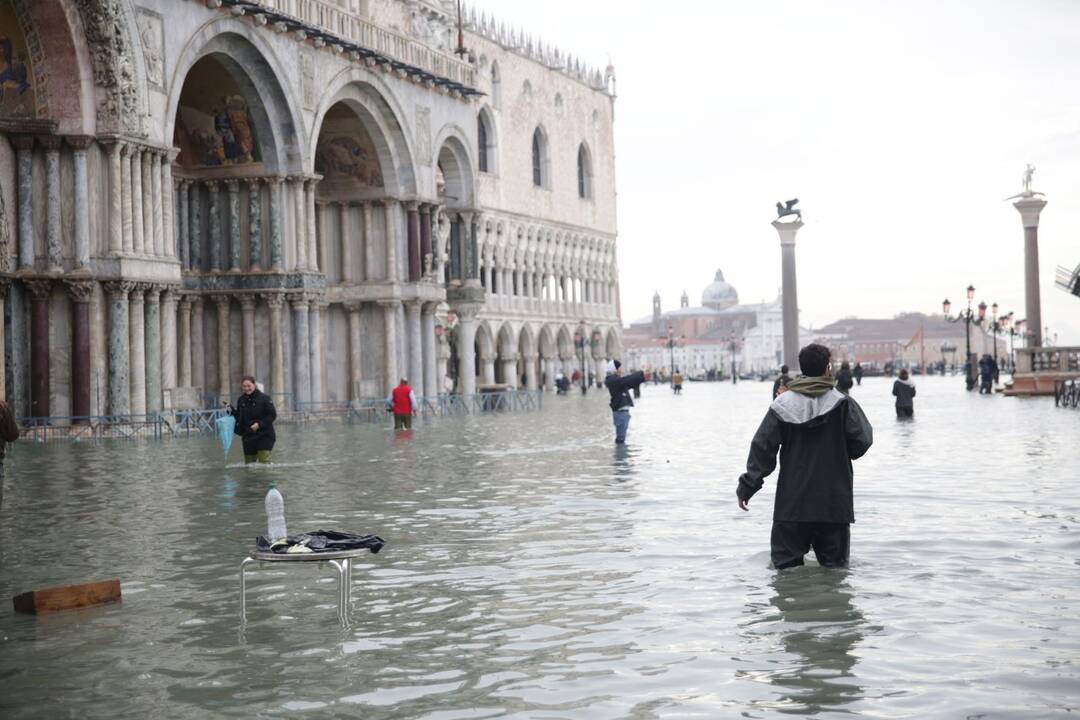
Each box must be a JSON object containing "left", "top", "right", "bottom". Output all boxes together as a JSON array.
[{"left": 1, "top": 376, "right": 1078, "bottom": 718}]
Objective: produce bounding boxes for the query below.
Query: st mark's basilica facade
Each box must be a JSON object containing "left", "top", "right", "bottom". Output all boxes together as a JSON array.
[{"left": 0, "top": 0, "right": 621, "bottom": 419}]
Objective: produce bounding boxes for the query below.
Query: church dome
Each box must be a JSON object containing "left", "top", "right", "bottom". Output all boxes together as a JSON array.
[{"left": 702, "top": 269, "right": 738, "bottom": 310}]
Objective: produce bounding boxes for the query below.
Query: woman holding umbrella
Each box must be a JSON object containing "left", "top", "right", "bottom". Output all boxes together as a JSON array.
[{"left": 233, "top": 376, "right": 277, "bottom": 464}]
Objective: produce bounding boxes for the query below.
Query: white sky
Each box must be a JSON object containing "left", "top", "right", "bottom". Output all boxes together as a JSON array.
[{"left": 468, "top": 0, "right": 1080, "bottom": 342}]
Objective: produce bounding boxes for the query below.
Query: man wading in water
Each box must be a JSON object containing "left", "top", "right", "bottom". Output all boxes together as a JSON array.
[{"left": 736, "top": 343, "right": 873, "bottom": 569}]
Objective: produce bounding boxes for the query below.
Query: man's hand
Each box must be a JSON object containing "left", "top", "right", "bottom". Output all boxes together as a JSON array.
[
  {"left": 250, "top": 422, "right": 259, "bottom": 432},
  {"left": 738, "top": 495, "right": 750, "bottom": 511},
  {"left": 775, "top": 385, "right": 788, "bottom": 396}
]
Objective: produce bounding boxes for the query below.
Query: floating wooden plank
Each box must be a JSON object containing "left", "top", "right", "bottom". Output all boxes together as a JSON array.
[{"left": 13, "top": 580, "right": 121, "bottom": 614}]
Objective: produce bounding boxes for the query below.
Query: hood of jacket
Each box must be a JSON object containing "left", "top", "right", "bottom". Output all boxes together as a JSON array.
[
  {"left": 895, "top": 378, "right": 915, "bottom": 388},
  {"left": 770, "top": 387, "right": 847, "bottom": 425}
]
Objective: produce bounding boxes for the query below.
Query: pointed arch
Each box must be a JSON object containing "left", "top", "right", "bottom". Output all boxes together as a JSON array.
[
  {"left": 577, "top": 141, "right": 593, "bottom": 200},
  {"left": 531, "top": 125, "right": 550, "bottom": 189}
]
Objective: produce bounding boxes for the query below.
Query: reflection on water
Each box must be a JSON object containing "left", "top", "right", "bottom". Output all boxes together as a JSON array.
[{"left": 0, "top": 376, "right": 1078, "bottom": 718}]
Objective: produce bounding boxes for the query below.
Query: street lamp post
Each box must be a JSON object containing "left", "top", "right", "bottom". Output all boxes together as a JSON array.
[
  {"left": 573, "top": 323, "right": 588, "bottom": 395},
  {"left": 942, "top": 284, "right": 986, "bottom": 391},
  {"left": 727, "top": 332, "right": 740, "bottom": 384},
  {"left": 663, "top": 326, "right": 684, "bottom": 384}
]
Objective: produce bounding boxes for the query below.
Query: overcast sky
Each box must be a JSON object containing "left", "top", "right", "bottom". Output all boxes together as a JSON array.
[{"left": 469, "top": 0, "right": 1080, "bottom": 342}]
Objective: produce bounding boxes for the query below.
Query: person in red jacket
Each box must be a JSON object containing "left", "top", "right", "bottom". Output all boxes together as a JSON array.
[{"left": 387, "top": 378, "right": 418, "bottom": 430}]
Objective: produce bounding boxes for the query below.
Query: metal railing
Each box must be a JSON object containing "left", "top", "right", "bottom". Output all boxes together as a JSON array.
[{"left": 15, "top": 391, "right": 545, "bottom": 443}]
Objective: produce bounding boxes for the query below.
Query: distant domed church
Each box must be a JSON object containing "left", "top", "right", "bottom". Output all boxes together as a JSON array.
[{"left": 701, "top": 269, "right": 739, "bottom": 311}]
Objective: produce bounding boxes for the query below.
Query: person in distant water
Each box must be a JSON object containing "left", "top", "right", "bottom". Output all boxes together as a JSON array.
[
  {"left": 234, "top": 376, "right": 277, "bottom": 464},
  {"left": 736, "top": 343, "right": 874, "bottom": 569},
  {"left": 772, "top": 364, "right": 792, "bottom": 400},
  {"left": 605, "top": 360, "right": 646, "bottom": 444},
  {"left": 978, "top": 354, "right": 997, "bottom": 394},
  {"left": 835, "top": 361, "right": 854, "bottom": 395},
  {"left": 388, "top": 378, "right": 418, "bottom": 430},
  {"left": 853, "top": 362, "right": 864, "bottom": 386},
  {"left": 892, "top": 368, "right": 916, "bottom": 418},
  {"left": 671, "top": 368, "right": 684, "bottom": 395},
  {"left": 0, "top": 398, "right": 20, "bottom": 507}
]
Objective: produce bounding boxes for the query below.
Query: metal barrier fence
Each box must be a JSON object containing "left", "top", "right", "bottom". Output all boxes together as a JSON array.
[{"left": 15, "top": 390, "right": 545, "bottom": 443}]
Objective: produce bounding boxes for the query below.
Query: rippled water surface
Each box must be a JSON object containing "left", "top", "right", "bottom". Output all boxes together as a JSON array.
[{"left": 1, "top": 376, "right": 1078, "bottom": 718}]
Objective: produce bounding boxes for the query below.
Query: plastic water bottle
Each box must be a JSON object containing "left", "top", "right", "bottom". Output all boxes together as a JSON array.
[{"left": 265, "top": 487, "right": 287, "bottom": 541}]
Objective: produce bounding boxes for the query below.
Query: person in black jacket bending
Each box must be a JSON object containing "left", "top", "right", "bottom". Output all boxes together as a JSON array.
[
  {"left": 736, "top": 344, "right": 873, "bottom": 569},
  {"left": 604, "top": 360, "right": 645, "bottom": 444},
  {"left": 233, "top": 376, "right": 277, "bottom": 464}
]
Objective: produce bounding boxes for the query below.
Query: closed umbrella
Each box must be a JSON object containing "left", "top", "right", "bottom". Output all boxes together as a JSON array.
[{"left": 216, "top": 414, "right": 236, "bottom": 457}]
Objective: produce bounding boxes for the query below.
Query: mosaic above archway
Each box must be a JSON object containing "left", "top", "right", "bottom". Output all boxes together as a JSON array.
[
  {"left": 0, "top": 0, "right": 37, "bottom": 118},
  {"left": 315, "top": 104, "right": 383, "bottom": 193},
  {"left": 173, "top": 56, "right": 261, "bottom": 168}
]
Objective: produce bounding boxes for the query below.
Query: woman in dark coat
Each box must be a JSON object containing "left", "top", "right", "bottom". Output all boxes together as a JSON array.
[
  {"left": 892, "top": 368, "right": 916, "bottom": 418},
  {"left": 233, "top": 376, "right": 277, "bottom": 464},
  {"left": 835, "top": 361, "right": 854, "bottom": 395}
]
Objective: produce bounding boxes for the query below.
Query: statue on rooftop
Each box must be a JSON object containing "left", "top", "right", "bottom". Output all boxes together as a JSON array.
[{"left": 775, "top": 198, "right": 801, "bottom": 221}]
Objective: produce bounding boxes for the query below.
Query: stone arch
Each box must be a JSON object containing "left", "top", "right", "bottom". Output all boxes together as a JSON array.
[
  {"left": 490, "top": 59, "right": 501, "bottom": 109},
  {"left": 165, "top": 28, "right": 304, "bottom": 174},
  {"left": 531, "top": 124, "right": 550, "bottom": 189},
  {"left": 577, "top": 141, "right": 594, "bottom": 200},
  {"left": 477, "top": 104, "right": 498, "bottom": 175},
  {"left": 474, "top": 320, "right": 495, "bottom": 359},
  {"left": 309, "top": 70, "right": 418, "bottom": 197},
  {"left": 556, "top": 324, "right": 573, "bottom": 358},
  {"left": 4, "top": 0, "right": 98, "bottom": 134},
  {"left": 434, "top": 127, "right": 475, "bottom": 209}
]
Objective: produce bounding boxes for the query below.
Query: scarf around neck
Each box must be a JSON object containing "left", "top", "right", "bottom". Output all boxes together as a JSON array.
[{"left": 786, "top": 375, "right": 837, "bottom": 397}]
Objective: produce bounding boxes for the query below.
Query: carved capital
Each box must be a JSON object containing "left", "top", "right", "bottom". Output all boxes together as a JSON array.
[
  {"left": 103, "top": 280, "right": 136, "bottom": 300},
  {"left": 64, "top": 279, "right": 96, "bottom": 303},
  {"left": 127, "top": 282, "right": 148, "bottom": 302},
  {"left": 10, "top": 134, "right": 35, "bottom": 151},
  {"left": 405, "top": 299, "right": 424, "bottom": 314},
  {"left": 38, "top": 135, "right": 63, "bottom": 151},
  {"left": 266, "top": 176, "right": 285, "bottom": 187},
  {"left": 211, "top": 294, "right": 231, "bottom": 309},
  {"left": 224, "top": 178, "right": 241, "bottom": 192},
  {"left": 65, "top": 135, "right": 94, "bottom": 151},
  {"left": 238, "top": 293, "right": 257, "bottom": 311},
  {"left": 143, "top": 283, "right": 164, "bottom": 303},
  {"left": 246, "top": 177, "right": 262, "bottom": 191},
  {"left": 25, "top": 278, "right": 53, "bottom": 300},
  {"left": 204, "top": 179, "right": 220, "bottom": 191},
  {"left": 263, "top": 293, "right": 285, "bottom": 310},
  {"left": 344, "top": 301, "right": 364, "bottom": 314}
]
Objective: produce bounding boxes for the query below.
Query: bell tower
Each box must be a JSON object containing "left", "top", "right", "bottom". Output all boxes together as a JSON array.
[{"left": 652, "top": 290, "right": 662, "bottom": 337}]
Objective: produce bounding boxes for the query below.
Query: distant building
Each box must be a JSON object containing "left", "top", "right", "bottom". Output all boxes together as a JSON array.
[
  {"left": 814, "top": 313, "right": 1009, "bottom": 368},
  {"left": 622, "top": 269, "right": 812, "bottom": 375}
]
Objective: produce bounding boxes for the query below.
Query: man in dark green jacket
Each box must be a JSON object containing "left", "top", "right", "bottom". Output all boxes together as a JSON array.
[
  {"left": 737, "top": 344, "right": 873, "bottom": 569},
  {"left": 0, "top": 399, "right": 21, "bottom": 507}
]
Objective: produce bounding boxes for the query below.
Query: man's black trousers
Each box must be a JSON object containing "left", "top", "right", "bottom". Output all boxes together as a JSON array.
[{"left": 771, "top": 521, "right": 850, "bottom": 569}]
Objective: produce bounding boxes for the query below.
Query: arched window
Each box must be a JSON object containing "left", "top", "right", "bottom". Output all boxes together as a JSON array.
[
  {"left": 478, "top": 113, "right": 489, "bottom": 173},
  {"left": 577, "top": 143, "right": 592, "bottom": 199},
  {"left": 532, "top": 128, "right": 548, "bottom": 187},
  {"left": 491, "top": 61, "right": 501, "bottom": 109}
]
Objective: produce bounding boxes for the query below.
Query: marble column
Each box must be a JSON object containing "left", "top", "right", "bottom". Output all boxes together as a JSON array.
[
  {"left": 309, "top": 299, "right": 324, "bottom": 403},
  {"left": 41, "top": 136, "right": 62, "bottom": 272},
  {"left": 13, "top": 136, "right": 34, "bottom": 269},
  {"left": 247, "top": 178, "right": 262, "bottom": 270},
  {"left": 151, "top": 151, "right": 164, "bottom": 256},
  {"left": 481, "top": 353, "right": 496, "bottom": 386},
  {"left": 406, "top": 202, "right": 421, "bottom": 281},
  {"left": 189, "top": 182, "right": 203, "bottom": 271},
  {"left": 306, "top": 176, "right": 319, "bottom": 272},
  {"left": 141, "top": 148, "right": 154, "bottom": 254},
  {"left": 105, "top": 281, "right": 133, "bottom": 416},
  {"left": 120, "top": 143, "right": 134, "bottom": 253},
  {"left": 543, "top": 358, "right": 555, "bottom": 392},
  {"left": 191, "top": 298, "right": 205, "bottom": 395},
  {"left": 406, "top": 301, "right": 423, "bottom": 395},
  {"left": 524, "top": 354, "right": 538, "bottom": 390},
  {"left": 161, "top": 289, "right": 178, "bottom": 402},
  {"left": 291, "top": 176, "right": 307, "bottom": 270},
  {"left": 178, "top": 297, "right": 192, "bottom": 386},
  {"left": 500, "top": 356, "right": 517, "bottom": 388},
  {"left": 207, "top": 180, "right": 222, "bottom": 271},
  {"left": 239, "top": 294, "right": 256, "bottom": 377},
  {"left": 266, "top": 294, "right": 285, "bottom": 404},
  {"left": 421, "top": 303, "right": 437, "bottom": 399},
  {"left": 163, "top": 150, "right": 177, "bottom": 258},
  {"left": 144, "top": 285, "right": 162, "bottom": 413},
  {"left": 457, "top": 309, "right": 478, "bottom": 396},
  {"left": 226, "top": 179, "right": 241, "bottom": 272},
  {"left": 362, "top": 201, "right": 377, "bottom": 281},
  {"left": 772, "top": 219, "right": 803, "bottom": 370},
  {"left": 131, "top": 146, "right": 145, "bottom": 254},
  {"left": 346, "top": 302, "right": 363, "bottom": 401},
  {"left": 27, "top": 280, "right": 51, "bottom": 418},
  {"left": 0, "top": 281, "right": 6, "bottom": 402},
  {"left": 384, "top": 199, "right": 401, "bottom": 282},
  {"left": 69, "top": 136, "right": 92, "bottom": 270},
  {"left": 65, "top": 281, "right": 93, "bottom": 420},
  {"left": 1014, "top": 196, "right": 1048, "bottom": 347},
  {"left": 214, "top": 296, "right": 231, "bottom": 402},
  {"left": 129, "top": 284, "right": 146, "bottom": 415},
  {"left": 106, "top": 140, "right": 123, "bottom": 254},
  {"left": 268, "top": 177, "right": 283, "bottom": 271},
  {"left": 381, "top": 301, "right": 398, "bottom": 392},
  {"left": 292, "top": 295, "right": 311, "bottom": 405},
  {"left": 420, "top": 204, "right": 433, "bottom": 277},
  {"left": 178, "top": 180, "right": 190, "bottom": 269},
  {"left": 340, "top": 202, "right": 353, "bottom": 283}
]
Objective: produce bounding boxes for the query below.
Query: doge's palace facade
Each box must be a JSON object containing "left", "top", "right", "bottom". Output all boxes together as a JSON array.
[{"left": 0, "top": 0, "right": 620, "bottom": 418}]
